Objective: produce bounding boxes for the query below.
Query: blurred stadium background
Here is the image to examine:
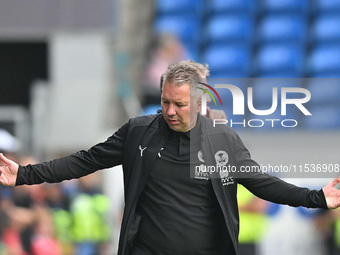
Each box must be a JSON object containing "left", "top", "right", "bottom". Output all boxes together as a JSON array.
[{"left": 0, "top": 0, "right": 340, "bottom": 255}]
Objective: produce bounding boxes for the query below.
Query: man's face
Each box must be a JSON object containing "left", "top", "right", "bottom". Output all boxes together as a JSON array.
[{"left": 161, "top": 81, "right": 200, "bottom": 132}]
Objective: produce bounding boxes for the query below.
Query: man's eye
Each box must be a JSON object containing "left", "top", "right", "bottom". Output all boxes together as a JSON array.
[
  {"left": 177, "top": 104, "right": 185, "bottom": 108},
  {"left": 162, "top": 101, "right": 169, "bottom": 104}
]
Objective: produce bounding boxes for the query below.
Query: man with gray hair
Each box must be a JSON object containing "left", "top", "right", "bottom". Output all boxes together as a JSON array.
[
  {"left": 1, "top": 61, "right": 340, "bottom": 255},
  {"left": 160, "top": 61, "right": 226, "bottom": 120},
  {"left": 160, "top": 61, "right": 204, "bottom": 132}
]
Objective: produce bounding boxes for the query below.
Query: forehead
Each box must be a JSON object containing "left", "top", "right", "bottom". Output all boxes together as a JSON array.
[{"left": 162, "top": 82, "right": 191, "bottom": 100}]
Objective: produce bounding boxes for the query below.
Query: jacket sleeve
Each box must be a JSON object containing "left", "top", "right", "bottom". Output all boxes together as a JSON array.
[
  {"left": 233, "top": 133, "right": 328, "bottom": 209},
  {"left": 16, "top": 121, "right": 129, "bottom": 186}
]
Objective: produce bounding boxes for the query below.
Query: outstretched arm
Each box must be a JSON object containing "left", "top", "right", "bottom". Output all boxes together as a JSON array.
[
  {"left": 0, "top": 153, "right": 19, "bottom": 186},
  {"left": 323, "top": 178, "right": 340, "bottom": 209},
  {"left": 234, "top": 132, "right": 328, "bottom": 209},
  {"left": 1, "top": 121, "right": 128, "bottom": 187}
]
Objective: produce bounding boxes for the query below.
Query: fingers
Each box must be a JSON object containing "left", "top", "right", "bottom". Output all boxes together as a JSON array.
[
  {"left": 0, "top": 153, "right": 11, "bottom": 165},
  {"left": 332, "top": 177, "right": 340, "bottom": 187},
  {"left": 207, "top": 109, "right": 227, "bottom": 120},
  {"left": 0, "top": 166, "right": 8, "bottom": 185},
  {"left": 0, "top": 164, "right": 15, "bottom": 187},
  {"left": 0, "top": 165, "right": 9, "bottom": 176}
]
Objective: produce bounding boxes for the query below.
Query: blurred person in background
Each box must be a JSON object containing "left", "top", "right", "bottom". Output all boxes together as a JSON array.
[
  {"left": 10, "top": 185, "right": 34, "bottom": 254},
  {"left": 69, "top": 174, "right": 110, "bottom": 255},
  {"left": 330, "top": 210, "right": 340, "bottom": 254},
  {"left": 31, "top": 206, "right": 62, "bottom": 255},
  {"left": 13, "top": 156, "right": 44, "bottom": 255},
  {"left": 314, "top": 208, "right": 340, "bottom": 255},
  {"left": 0, "top": 199, "right": 9, "bottom": 255},
  {"left": 0, "top": 195, "right": 34, "bottom": 255},
  {"left": 143, "top": 33, "right": 188, "bottom": 106},
  {"left": 11, "top": 157, "right": 39, "bottom": 255},
  {"left": 44, "top": 183, "right": 73, "bottom": 255},
  {"left": 237, "top": 185, "right": 268, "bottom": 255},
  {"left": 1, "top": 61, "right": 340, "bottom": 255}
]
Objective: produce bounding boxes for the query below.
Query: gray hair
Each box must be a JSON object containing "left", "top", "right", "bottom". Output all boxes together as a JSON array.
[
  {"left": 160, "top": 60, "right": 209, "bottom": 92},
  {"left": 161, "top": 61, "right": 205, "bottom": 100},
  {"left": 180, "top": 60, "right": 210, "bottom": 77}
]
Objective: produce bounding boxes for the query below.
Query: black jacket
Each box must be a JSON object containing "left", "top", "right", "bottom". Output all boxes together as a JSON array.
[{"left": 16, "top": 114, "right": 328, "bottom": 255}]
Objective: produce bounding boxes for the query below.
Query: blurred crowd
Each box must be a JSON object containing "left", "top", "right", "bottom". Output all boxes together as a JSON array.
[
  {"left": 237, "top": 185, "right": 340, "bottom": 255},
  {"left": 0, "top": 131, "right": 112, "bottom": 255}
]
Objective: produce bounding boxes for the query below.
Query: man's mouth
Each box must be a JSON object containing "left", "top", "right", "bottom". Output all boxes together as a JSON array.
[{"left": 168, "top": 119, "right": 179, "bottom": 124}]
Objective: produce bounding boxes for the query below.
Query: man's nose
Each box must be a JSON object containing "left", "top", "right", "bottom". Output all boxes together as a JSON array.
[{"left": 167, "top": 104, "right": 176, "bottom": 116}]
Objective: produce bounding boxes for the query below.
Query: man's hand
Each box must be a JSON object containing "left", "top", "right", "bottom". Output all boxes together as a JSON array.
[
  {"left": 323, "top": 178, "right": 340, "bottom": 209},
  {"left": 0, "top": 153, "right": 19, "bottom": 186},
  {"left": 206, "top": 107, "right": 227, "bottom": 120}
]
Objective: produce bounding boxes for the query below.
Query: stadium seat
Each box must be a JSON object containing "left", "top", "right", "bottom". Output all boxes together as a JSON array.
[
  {"left": 307, "top": 78, "right": 340, "bottom": 105},
  {"left": 312, "top": 15, "right": 340, "bottom": 44},
  {"left": 247, "top": 80, "right": 305, "bottom": 129},
  {"left": 208, "top": 0, "right": 255, "bottom": 14},
  {"left": 259, "top": 0, "right": 309, "bottom": 14},
  {"left": 156, "top": 0, "right": 204, "bottom": 15},
  {"left": 308, "top": 46, "right": 340, "bottom": 76},
  {"left": 207, "top": 78, "right": 248, "bottom": 95},
  {"left": 305, "top": 106, "right": 340, "bottom": 130},
  {"left": 250, "top": 78, "right": 303, "bottom": 108},
  {"left": 154, "top": 15, "right": 200, "bottom": 49},
  {"left": 254, "top": 44, "right": 304, "bottom": 77},
  {"left": 183, "top": 42, "right": 199, "bottom": 61},
  {"left": 202, "top": 45, "right": 251, "bottom": 77},
  {"left": 256, "top": 73, "right": 303, "bottom": 78},
  {"left": 205, "top": 15, "right": 253, "bottom": 45},
  {"left": 314, "top": 0, "right": 340, "bottom": 14},
  {"left": 258, "top": 15, "right": 306, "bottom": 44},
  {"left": 310, "top": 73, "right": 340, "bottom": 78}
]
